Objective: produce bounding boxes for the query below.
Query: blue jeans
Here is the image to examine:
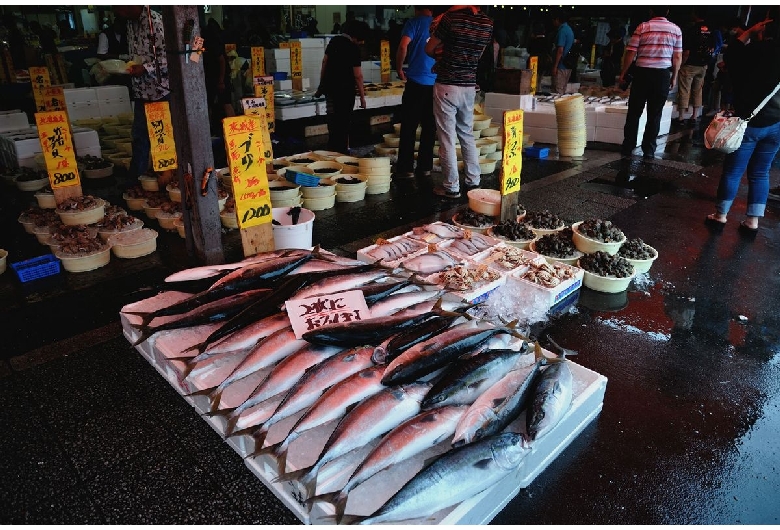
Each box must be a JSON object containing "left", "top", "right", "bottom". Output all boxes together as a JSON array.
[
  {"left": 716, "top": 121, "right": 780, "bottom": 218},
  {"left": 433, "top": 83, "right": 481, "bottom": 193},
  {"left": 131, "top": 95, "right": 170, "bottom": 180}
]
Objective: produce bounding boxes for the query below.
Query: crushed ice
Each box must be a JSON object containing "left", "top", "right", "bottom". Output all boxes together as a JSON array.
[
  {"left": 469, "top": 281, "right": 551, "bottom": 328},
  {"left": 596, "top": 317, "right": 671, "bottom": 342}
]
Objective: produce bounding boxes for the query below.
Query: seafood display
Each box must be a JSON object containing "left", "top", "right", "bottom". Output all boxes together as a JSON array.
[
  {"left": 402, "top": 250, "right": 460, "bottom": 275},
  {"left": 533, "top": 228, "right": 578, "bottom": 258},
  {"left": 55, "top": 195, "right": 103, "bottom": 212},
  {"left": 483, "top": 245, "right": 536, "bottom": 271},
  {"left": 578, "top": 250, "right": 634, "bottom": 278},
  {"left": 576, "top": 218, "right": 624, "bottom": 243},
  {"left": 519, "top": 261, "right": 578, "bottom": 288},
  {"left": 491, "top": 219, "right": 536, "bottom": 241},
  {"left": 446, "top": 233, "right": 499, "bottom": 257},
  {"left": 524, "top": 210, "right": 565, "bottom": 230},
  {"left": 618, "top": 238, "right": 656, "bottom": 260},
  {"left": 453, "top": 209, "right": 495, "bottom": 229},
  {"left": 363, "top": 237, "right": 424, "bottom": 262},
  {"left": 436, "top": 264, "right": 501, "bottom": 291}
]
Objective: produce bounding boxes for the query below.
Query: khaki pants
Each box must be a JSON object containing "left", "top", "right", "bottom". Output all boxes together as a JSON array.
[
  {"left": 677, "top": 64, "right": 707, "bottom": 110},
  {"left": 553, "top": 67, "right": 573, "bottom": 94}
]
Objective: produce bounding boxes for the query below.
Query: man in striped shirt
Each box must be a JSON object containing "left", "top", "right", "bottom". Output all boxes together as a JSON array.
[
  {"left": 425, "top": 6, "right": 493, "bottom": 199},
  {"left": 618, "top": 6, "right": 683, "bottom": 159}
]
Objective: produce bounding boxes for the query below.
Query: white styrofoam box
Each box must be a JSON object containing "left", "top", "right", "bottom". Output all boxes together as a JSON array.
[
  {"left": 525, "top": 126, "right": 558, "bottom": 145},
  {"left": 483, "top": 106, "right": 507, "bottom": 123},
  {"left": 315, "top": 101, "right": 326, "bottom": 115},
  {"left": 0, "top": 112, "right": 30, "bottom": 132},
  {"left": 356, "top": 234, "right": 428, "bottom": 268},
  {"left": 267, "top": 61, "right": 292, "bottom": 74},
  {"left": 68, "top": 101, "right": 102, "bottom": 121},
  {"left": 508, "top": 263, "right": 584, "bottom": 308},
  {"left": 274, "top": 79, "right": 293, "bottom": 91},
  {"left": 72, "top": 129, "right": 100, "bottom": 150},
  {"left": 293, "top": 37, "right": 326, "bottom": 48},
  {"left": 523, "top": 110, "right": 557, "bottom": 129},
  {"left": 587, "top": 125, "right": 597, "bottom": 142},
  {"left": 64, "top": 87, "right": 97, "bottom": 105},
  {"left": 266, "top": 48, "right": 291, "bottom": 60},
  {"left": 595, "top": 127, "right": 627, "bottom": 145},
  {"left": 302, "top": 78, "right": 311, "bottom": 90},
  {"left": 275, "top": 103, "right": 317, "bottom": 120},
  {"left": 94, "top": 85, "right": 130, "bottom": 100},
  {"left": 77, "top": 145, "right": 102, "bottom": 158},
  {"left": 14, "top": 137, "right": 43, "bottom": 158},
  {"left": 0, "top": 109, "right": 22, "bottom": 115},
  {"left": 17, "top": 156, "right": 37, "bottom": 168},
  {"left": 385, "top": 94, "right": 402, "bottom": 106},
  {"left": 98, "top": 98, "right": 133, "bottom": 118},
  {"left": 362, "top": 95, "right": 386, "bottom": 109},
  {"left": 485, "top": 93, "right": 537, "bottom": 111}
]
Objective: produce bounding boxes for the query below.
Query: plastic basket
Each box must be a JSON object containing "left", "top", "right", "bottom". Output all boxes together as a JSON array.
[
  {"left": 285, "top": 169, "right": 321, "bottom": 187},
  {"left": 11, "top": 254, "right": 61, "bottom": 283},
  {"left": 524, "top": 146, "right": 550, "bottom": 159}
]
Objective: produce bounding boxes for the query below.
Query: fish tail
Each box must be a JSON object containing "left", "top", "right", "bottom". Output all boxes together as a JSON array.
[
  {"left": 208, "top": 386, "right": 225, "bottom": 413},
  {"left": 273, "top": 443, "right": 291, "bottom": 472},
  {"left": 179, "top": 340, "right": 207, "bottom": 356},
  {"left": 546, "top": 335, "right": 578, "bottom": 358},
  {"left": 249, "top": 426, "right": 270, "bottom": 454},
  {"left": 184, "top": 385, "right": 215, "bottom": 398},
  {"left": 224, "top": 412, "right": 240, "bottom": 437},
  {"left": 338, "top": 514, "right": 367, "bottom": 525},
  {"left": 306, "top": 490, "right": 348, "bottom": 523},
  {"left": 252, "top": 439, "right": 282, "bottom": 458},
  {"left": 130, "top": 327, "right": 154, "bottom": 347},
  {"left": 274, "top": 465, "right": 317, "bottom": 499}
]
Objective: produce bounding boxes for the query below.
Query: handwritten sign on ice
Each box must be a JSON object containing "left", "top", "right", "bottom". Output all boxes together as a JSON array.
[{"left": 286, "top": 290, "right": 371, "bottom": 340}]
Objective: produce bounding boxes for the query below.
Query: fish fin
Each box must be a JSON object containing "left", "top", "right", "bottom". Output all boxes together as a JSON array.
[
  {"left": 130, "top": 327, "right": 154, "bottom": 347},
  {"left": 224, "top": 413, "right": 240, "bottom": 438},
  {"left": 250, "top": 426, "right": 270, "bottom": 453},
  {"left": 547, "top": 335, "right": 578, "bottom": 358},
  {"left": 208, "top": 387, "right": 224, "bottom": 414},
  {"left": 184, "top": 385, "right": 216, "bottom": 398},
  {"left": 504, "top": 319, "right": 530, "bottom": 340},
  {"left": 473, "top": 457, "right": 493, "bottom": 470},
  {"left": 273, "top": 465, "right": 315, "bottom": 495},
  {"left": 179, "top": 340, "right": 207, "bottom": 356},
  {"left": 252, "top": 439, "right": 282, "bottom": 458},
  {"left": 336, "top": 515, "right": 366, "bottom": 525},
  {"left": 122, "top": 311, "right": 155, "bottom": 328},
  {"left": 305, "top": 489, "right": 338, "bottom": 510},
  {"left": 274, "top": 444, "right": 292, "bottom": 473}
]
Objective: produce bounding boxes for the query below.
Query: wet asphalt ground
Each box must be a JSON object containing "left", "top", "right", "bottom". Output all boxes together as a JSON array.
[{"left": 1, "top": 119, "right": 779, "bottom": 524}]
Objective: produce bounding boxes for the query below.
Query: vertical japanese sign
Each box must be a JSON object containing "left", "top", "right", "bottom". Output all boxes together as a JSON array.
[
  {"left": 30, "top": 66, "right": 52, "bottom": 112},
  {"left": 241, "top": 97, "right": 274, "bottom": 160},
  {"left": 501, "top": 109, "right": 523, "bottom": 195},
  {"left": 290, "top": 41, "right": 302, "bottom": 91},
  {"left": 529, "top": 57, "right": 538, "bottom": 95},
  {"left": 222, "top": 116, "right": 272, "bottom": 229},
  {"left": 590, "top": 44, "right": 596, "bottom": 69},
  {"left": 225, "top": 43, "right": 237, "bottom": 55},
  {"left": 44, "top": 55, "right": 60, "bottom": 85},
  {"left": 253, "top": 76, "right": 275, "bottom": 134},
  {"left": 279, "top": 42, "right": 290, "bottom": 50},
  {"left": 380, "top": 40, "right": 391, "bottom": 78},
  {"left": 42, "top": 86, "right": 66, "bottom": 112},
  {"left": 144, "top": 101, "right": 178, "bottom": 172},
  {"left": 35, "top": 111, "right": 80, "bottom": 189},
  {"left": 251, "top": 47, "right": 266, "bottom": 77},
  {"left": 3, "top": 49, "right": 16, "bottom": 83},
  {"left": 55, "top": 54, "right": 68, "bottom": 83}
]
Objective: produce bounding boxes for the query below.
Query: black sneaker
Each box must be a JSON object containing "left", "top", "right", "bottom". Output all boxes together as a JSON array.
[
  {"left": 768, "top": 187, "right": 780, "bottom": 201},
  {"left": 392, "top": 172, "right": 415, "bottom": 180},
  {"left": 432, "top": 185, "right": 461, "bottom": 199},
  {"left": 464, "top": 183, "right": 481, "bottom": 193}
]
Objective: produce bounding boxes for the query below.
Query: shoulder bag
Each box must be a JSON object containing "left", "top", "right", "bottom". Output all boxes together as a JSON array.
[{"left": 704, "top": 81, "right": 780, "bottom": 154}]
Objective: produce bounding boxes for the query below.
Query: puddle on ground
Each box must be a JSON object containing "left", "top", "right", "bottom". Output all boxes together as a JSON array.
[{"left": 580, "top": 173, "right": 676, "bottom": 199}]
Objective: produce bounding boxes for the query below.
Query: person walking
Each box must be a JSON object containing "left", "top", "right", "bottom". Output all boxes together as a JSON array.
[
  {"left": 676, "top": 10, "right": 718, "bottom": 126},
  {"left": 393, "top": 6, "right": 436, "bottom": 180},
  {"left": 618, "top": 6, "right": 682, "bottom": 159},
  {"left": 706, "top": 17, "right": 780, "bottom": 234},
  {"left": 600, "top": 28, "right": 625, "bottom": 88},
  {"left": 425, "top": 6, "right": 493, "bottom": 199},
  {"left": 314, "top": 20, "right": 367, "bottom": 155},
  {"left": 115, "top": 6, "right": 170, "bottom": 181},
  {"left": 551, "top": 9, "right": 575, "bottom": 94}
]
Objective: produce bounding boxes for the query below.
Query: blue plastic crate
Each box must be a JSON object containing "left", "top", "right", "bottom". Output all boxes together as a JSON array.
[
  {"left": 10, "top": 254, "right": 61, "bottom": 283},
  {"left": 285, "top": 169, "right": 321, "bottom": 187},
  {"left": 524, "top": 146, "right": 550, "bottom": 159}
]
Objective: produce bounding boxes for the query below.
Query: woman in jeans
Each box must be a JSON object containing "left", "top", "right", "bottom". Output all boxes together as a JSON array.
[{"left": 707, "top": 17, "right": 780, "bottom": 233}]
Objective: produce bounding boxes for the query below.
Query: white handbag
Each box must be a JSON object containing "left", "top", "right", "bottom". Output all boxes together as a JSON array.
[{"left": 704, "top": 81, "right": 780, "bottom": 154}]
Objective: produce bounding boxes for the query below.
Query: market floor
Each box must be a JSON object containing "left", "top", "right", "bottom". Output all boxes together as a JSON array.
[{"left": 2, "top": 120, "right": 780, "bottom": 524}]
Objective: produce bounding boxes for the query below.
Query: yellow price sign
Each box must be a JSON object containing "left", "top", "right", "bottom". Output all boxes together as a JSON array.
[
  {"left": 241, "top": 98, "right": 274, "bottom": 160},
  {"left": 42, "top": 86, "right": 66, "bottom": 112},
  {"left": 3, "top": 49, "right": 17, "bottom": 83},
  {"left": 529, "top": 57, "right": 538, "bottom": 95},
  {"left": 279, "top": 42, "right": 290, "bottom": 49},
  {"left": 55, "top": 54, "right": 68, "bottom": 83},
  {"left": 290, "top": 42, "right": 302, "bottom": 79},
  {"left": 35, "top": 111, "right": 80, "bottom": 189},
  {"left": 251, "top": 47, "right": 266, "bottom": 77},
  {"left": 45, "top": 54, "right": 60, "bottom": 85},
  {"left": 29, "top": 66, "right": 51, "bottom": 88},
  {"left": 254, "top": 76, "right": 275, "bottom": 134},
  {"left": 380, "top": 40, "right": 391, "bottom": 76},
  {"left": 501, "top": 109, "right": 523, "bottom": 195},
  {"left": 144, "top": 101, "right": 178, "bottom": 172},
  {"left": 222, "top": 116, "right": 273, "bottom": 230},
  {"left": 225, "top": 43, "right": 237, "bottom": 54}
]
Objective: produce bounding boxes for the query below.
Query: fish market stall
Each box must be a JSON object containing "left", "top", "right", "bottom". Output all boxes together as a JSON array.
[{"left": 120, "top": 235, "right": 608, "bottom": 524}]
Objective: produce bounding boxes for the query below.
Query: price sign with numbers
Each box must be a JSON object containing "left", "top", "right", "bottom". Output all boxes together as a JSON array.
[
  {"left": 501, "top": 110, "right": 523, "bottom": 195},
  {"left": 290, "top": 42, "right": 302, "bottom": 79},
  {"left": 144, "top": 101, "right": 178, "bottom": 172},
  {"left": 253, "top": 76, "right": 275, "bottom": 134},
  {"left": 223, "top": 116, "right": 273, "bottom": 230},
  {"left": 529, "top": 57, "right": 538, "bottom": 95},
  {"left": 35, "top": 111, "right": 80, "bottom": 189},
  {"left": 286, "top": 290, "right": 370, "bottom": 340},
  {"left": 241, "top": 98, "right": 274, "bottom": 160},
  {"left": 380, "top": 40, "right": 391, "bottom": 76},
  {"left": 251, "top": 47, "right": 265, "bottom": 77}
]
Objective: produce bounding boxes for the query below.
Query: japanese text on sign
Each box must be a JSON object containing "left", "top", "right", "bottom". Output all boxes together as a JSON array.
[
  {"left": 253, "top": 76, "right": 275, "bottom": 134},
  {"left": 36, "top": 110, "right": 80, "bottom": 189},
  {"left": 529, "top": 57, "right": 538, "bottom": 95},
  {"left": 223, "top": 116, "right": 273, "bottom": 230},
  {"left": 42, "top": 86, "right": 66, "bottom": 112},
  {"left": 285, "top": 290, "right": 371, "bottom": 340},
  {"left": 144, "top": 101, "right": 178, "bottom": 172},
  {"left": 29, "top": 66, "right": 51, "bottom": 88},
  {"left": 380, "top": 40, "right": 391, "bottom": 76},
  {"left": 241, "top": 98, "right": 274, "bottom": 160},
  {"left": 501, "top": 109, "right": 523, "bottom": 195},
  {"left": 251, "top": 47, "right": 265, "bottom": 78},
  {"left": 290, "top": 42, "right": 302, "bottom": 78}
]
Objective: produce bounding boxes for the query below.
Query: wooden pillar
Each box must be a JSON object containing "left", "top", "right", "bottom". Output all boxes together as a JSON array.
[{"left": 161, "top": 6, "right": 224, "bottom": 265}]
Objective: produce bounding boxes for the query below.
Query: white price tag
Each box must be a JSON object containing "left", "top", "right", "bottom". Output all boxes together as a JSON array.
[{"left": 285, "top": 290, "right": 371, "bottom": 340}]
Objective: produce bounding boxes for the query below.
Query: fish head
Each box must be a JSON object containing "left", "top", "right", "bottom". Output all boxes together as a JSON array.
[{"left": 490, "top": 432, "right": 528, "bottom": 469}]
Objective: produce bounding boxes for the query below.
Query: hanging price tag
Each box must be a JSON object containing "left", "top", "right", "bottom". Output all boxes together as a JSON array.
[
  {"left": 35, "top": 111, "right": 81, "bottom": 189},
  {"left": 55, "top": 54, "right": 68, "bottom": 83},
  {"left": 144, "top": 101, "right": 178, "bottom": 172},
  {"left": 42, "top": 86, "right": 66, "bottom": 113},
  {"left": 529, "top": 57, "right": 538, "bottom": 95},
  {"left": 241, "top": 97, "right": 274, "bottom": 160},
  {"left": 253, "top": 76, "right": 275, "bottom": 134},
  {"left": 223, "top": 116, "right": 273, "bottom": 230},
  {"left": 44, "top": 54, "right": 60, "bottom": 85},
  {"left": 251, "top": 47, "right": 266, "bottom": 78},
  {"left": 3, "top": 49, "right": 17, "bottom": 83},
  {"left": 286, "top": 290, "right": 371, "bottom": 340},
  {"left": 380, "top": 40, "right": 391, "bottom": 77},
  {"left": 501, "top": 110, "right": 523, "bottom": 195},
  {"left": 29, "top": 66, "right": 51, "bottom": 88}
]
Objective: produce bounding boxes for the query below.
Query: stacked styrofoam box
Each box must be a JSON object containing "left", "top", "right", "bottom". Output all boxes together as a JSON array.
[
  {"left": 315, "top": 101, "right": 327, "bottom": 115},
  {"left": 0, "top": 111, "right": 30, "bottom": 133},
  {"left": 361, "top": 60, "right": 381, "bottom": 84},
  {"left": 266, "top": 48, "right": 291, "bottom": 78},
  {"left": 275, "top": 103, "right": 316, "bottom": 120},
  {"left": 274, "top": 79, "right": 292, "bottom": 91},
  {"left": 64, "top": 87, "right": 101, "bottom": 121},
  {"left": 71, "top": 126, "right": 101, "bottom": 158},
  {"left": 593, "top": 101, "right": 673, "bottom": 145},
  {"left": 95, "top": 85, "right": 132, "bottom": 118},
  {"left": 294, "top": 38, "right": 325, "bottom": 90}
]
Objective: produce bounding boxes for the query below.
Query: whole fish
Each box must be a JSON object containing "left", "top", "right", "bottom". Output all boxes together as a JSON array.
[
  {"left": 249, "top": 347, "right": 376, "bottom": 447},
  {"left": 275, "top": 383, "right": 430, "bottom": 499},
  {"left": 308, "top": 404, "right": 468, "bottom": 523},
  {"left": 421, "top": 222, "right": 465, "bottom": 239},
  {"left": 209, "top": 326, "right": 307, "bottom": 412},
  {"left": 382, "top": 320, "right": 525, "bottom": 386},
  {"left": 344, "top": 432, "right": 527, "bottom": 525},
  {"left": 206, "top": 248, "right": 313, "bottom": 292},
  {"left": 285, "top": 268, "right": 391, "bottom": 302},
  {"left": 163, "top": 249, "right": 296, "bottom": 283},
  {"left": 526, "top": 346, "right": 574, "bottom": 442},
  {"left": 452, "top": 343, "right": 547, "bottom": 447},
  {"left": 223, "top": 343, "right": 343, "bottom": 435},
  {"left": 402, "top": 251, "right": 460, "bottom": 275},
  {"left": 254, "top": 365, "right": 387, "bottom": 467},
  {"left": 363, "top": 289, "right": 439, "bottom": 317},
  {"left": 372, "top": 313, "right": 464, "bottom": 364},
  {"left": 421, "top": 346, "right": 528, "bottom": 409},
  {"left": 128, "top": 288, "right": 271, "bottom": 347},
  {"left": 288, "top": 257, "right": 367, "bottom": 275}
]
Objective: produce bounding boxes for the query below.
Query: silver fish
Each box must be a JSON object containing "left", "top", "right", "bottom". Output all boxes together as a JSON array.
[
  {"left": 402, "top": 251, "right": 460, "bottom": 275},
  {"left": 162, "top": 250, "right": 295, "bottom": 282},
  {"left": 308, "top": 404, "right": 468, "bottom": 523},
  {"left": 347, "top": 432, "right": 527, "bottom": 525},
  {"left": 421, "top": 222, "right": 465, "bottom": 239},
  {"left": 286, "top": 269, "right": 391, "bottom": 302},
  {"left": 275, "top": 383, "right": 430, "bottom": 499},
  {"left": 526, "top": 357, "right": 573, "bottom": 442}
]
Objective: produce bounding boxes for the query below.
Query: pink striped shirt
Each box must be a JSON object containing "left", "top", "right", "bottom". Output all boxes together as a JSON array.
[{"left": 626, "top": 17, "right": 682, "bottom": 69}]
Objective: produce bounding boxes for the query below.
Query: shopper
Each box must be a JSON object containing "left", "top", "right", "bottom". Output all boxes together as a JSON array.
[
  {"left": 97, "top": 17, "right": 128, "bottom": 60},
  {"left": 314, "top": 20, "right": 367, "bottom": 155},
  {"left": 393, "top": 6, "right": 436, "bottom": 180},
  {"left": 425, "top": 6, "right": 493, "bottom": 199},
  {"left": 551, "top": 9, "right": 575, "bottom": 94},
  {"left": 115, "top": 6, "right": 170, "bottom": 181},
  {"left": 706, "top": 17, "right": 780, "bottom": 234},
  {"left": 618, "top": 6, "right": 682, "bottom": 159},
  {"left": 600, "top": 28, "right": 624, "bottom": 88},
  {"left": 676, "top": 10, "right": 719, "bottom": 127},
  {"left": 202, "top": 18, "right": 235, "bottom": 135}
]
